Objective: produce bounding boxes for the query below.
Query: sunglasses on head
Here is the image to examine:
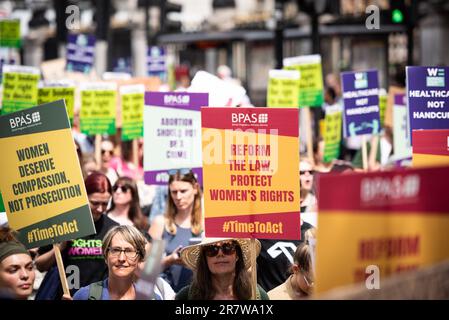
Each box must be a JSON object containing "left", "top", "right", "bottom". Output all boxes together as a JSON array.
[
  {"left": 204, "top": 242, "right": 237, "bottom": 257},
  {"left": 112, "top": 185, "right": 131, "bottom": 193},
  {"left": 300, "top": 170, "right": 315, "bottom": 175},
  {"left": 168, "top": 168, "right": 193, "bottom": 176}
]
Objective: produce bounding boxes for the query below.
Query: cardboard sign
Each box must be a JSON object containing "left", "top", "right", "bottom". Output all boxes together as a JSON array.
[
  {"left": 38, "top": 80, "right": 75, "bottom": 123},
  {"left": 0, "top": 19, "right": 21, "bottom": 48},
  {"left": 412, "top": 129, "right": 449, "bottom": 168},
  {"left": 393, "top": 93, "right": 412, "bottom": 160},
  {"left": 66, "top": 33, "right": 95, "bottom": 74},
  {"left": 341, "top": 70, "right": 380, "bottom": 137},
  {"left": 316, "top": 166, "right": 449, "bottom": 294},
  {"left": 406, "top": 66, "right": 449, "bottom": 141},
  {"left": 267, "top": 69, "right": 300, "bottom": 108},
  {"left": 202, "top": 107, "right": 300, "bottom": 240},
  {"left": 79, "top": 82, "right": 117, "bottom": 135},
  {"left": 0, "top": 100, "right": 95, "bottom": 248},
  {"left": 379, "top": 88, "right": 387, "bottom": 127},
  {"left": 283, "top": 54, "right": 324, "bottom": 107},
  {"left": 120, "top": 84, "right": 144, "bottom": 141},
  {"left": 144, "top": 92, "right": 208, "bottom": 185},
  {"left": 323, "top": 104, "right": 342, "bottom": 163},
  {"left": 1, "top": 65, "right": 40, "bottom": 114}
]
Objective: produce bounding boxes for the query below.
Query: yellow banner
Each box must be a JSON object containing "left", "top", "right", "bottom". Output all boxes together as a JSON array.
[
  {"left": 202, "top": 129, "right": 299, "bottom": 218},
  {"left": 316, "top": 211, "right": 449, "bottom": 294},
  {"left": 0, "top": 128, "right": 88, "bottom": 230}
]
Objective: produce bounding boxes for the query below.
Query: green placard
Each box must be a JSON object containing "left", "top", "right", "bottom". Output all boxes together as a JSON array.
[
  {"left": 121, "top": 92, "right": 144, "bottom": 141},
  {"left": 38, "top": 87, "right": 75, "bottom": 123},
  {"left": 0, "top": 19, "right": 21, "bottom": 48},
  {"left": 80, "top": 90, "right": 116, "bottom": 135},
  {"left": 284, "top": 55, "right": 324, "bottom": 108},
  {"left": 2, "top": 72, "right": 39, "bottom": 114},
  {"left": 0, "top": 192, "right": 4, "bottom": 212},
  {"left": 267, "top": 70, "right": 300, "bottom": 108},
  {"left": 379, "top": 91, "right": 387, "bottom": 127},
  {"left": 323, "top": 108, "right": 342, "bottom": 163}
]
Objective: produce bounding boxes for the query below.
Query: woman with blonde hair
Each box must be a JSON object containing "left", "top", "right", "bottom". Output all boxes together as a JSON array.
[
  {"left": 148, "top": 169, "right": 203, "bottom": 292},
  {"left": 268, "top": 242, "right": 314, "bottom": 300}
]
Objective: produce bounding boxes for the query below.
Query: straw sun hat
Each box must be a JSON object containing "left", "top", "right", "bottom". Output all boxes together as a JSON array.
[{"left": 180, "top": 238, "right": 261, "bottom": 271}]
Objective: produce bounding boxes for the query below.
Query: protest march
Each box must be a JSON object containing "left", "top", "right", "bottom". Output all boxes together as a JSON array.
[{"left": 0, "top": 1, "right": 448, "bottom": 313}]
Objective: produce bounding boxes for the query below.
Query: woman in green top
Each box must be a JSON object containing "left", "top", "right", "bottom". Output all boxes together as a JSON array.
[{"left": 176, "top": 238, "right": 268, "bottom": 300}]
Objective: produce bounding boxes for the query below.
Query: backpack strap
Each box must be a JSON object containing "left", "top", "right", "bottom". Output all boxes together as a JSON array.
[{"left": 88, "top": 281, "right": 104, "bottom": 300}]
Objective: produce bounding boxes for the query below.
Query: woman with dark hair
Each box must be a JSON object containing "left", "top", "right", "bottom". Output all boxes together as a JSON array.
[
  {"left": 0, "top": 227, "right": 35, "bottom": 300},
  {"left": 148, "top": 169, "right": 202, "bottom": 292},
  {"left": 34, "top": 172, "right": 118, "bottom": 299},
  {"left": 176, "top": 238, "right": 268, "bottom": 300},
  {"left": 107, "top": 177, "right": 149, "bottom": 233}
]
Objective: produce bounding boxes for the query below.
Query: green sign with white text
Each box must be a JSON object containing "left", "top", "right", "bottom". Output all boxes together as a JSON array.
[
  {"left": 121, "top": 92, "right": 144, "bottom": 141},
  {"left": 80, "top": 84, "right": 117, "bottom": 135},
  {"left": 38, "top": 87, "right": 75, "bottom": 123},
  {"left": 284, "top": 55, "right": 324, "bottom": 107},
  {"left": 267, "top": 70, "right": 300, "bottom": 108},
  {"left": 1, "top": 66, "right": 40, "bottom": 114},
  {"left": 0, "top": 19, "right": 21, "bottom": 48},
  {"left": 323, "top": 106, "right": 342, "bottom": 163}
]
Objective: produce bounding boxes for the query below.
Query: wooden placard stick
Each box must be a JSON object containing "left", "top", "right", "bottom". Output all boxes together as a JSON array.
[{"left": 53, "top": 244, "right": 70, "bottom": 297}]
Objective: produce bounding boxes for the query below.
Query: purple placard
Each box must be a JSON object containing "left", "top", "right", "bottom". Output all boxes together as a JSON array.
[
  {"left": 147, "top": 46, "right": 166, "bottom": 76},
  {"left": 406, "top": 66, "right": 449, "bottom": 142},
  {"left": 394, "top": 93, "right": 406, "bottom": 106},
  {"left": 145, "top": 92, "right": 209, "bottom": 111},
  {"left": 144, "top": 167, "right": 203, "bottom": 186},
  {"left": 66, "top": 34, "right": 95, "bottom": 73},
  {"left": 341, "top": 69, "right": 380, "bottom": 137}
]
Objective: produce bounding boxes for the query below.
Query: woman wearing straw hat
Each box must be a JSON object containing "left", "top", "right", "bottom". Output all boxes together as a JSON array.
[{"left": 175, "top": 238, "right": 269, "bottom": 300}]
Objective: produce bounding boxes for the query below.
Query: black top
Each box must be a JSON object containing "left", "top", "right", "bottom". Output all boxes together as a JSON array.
[
  {"left": 38, "top": 214, "right": 118, "bottom": 298},
  {"left": 256, "top": 221, "right": 313, "bottom": 292}
]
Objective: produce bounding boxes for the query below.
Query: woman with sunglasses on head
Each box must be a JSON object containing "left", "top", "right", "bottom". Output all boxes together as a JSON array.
[
  {"left": 0, "top": 227, "right": 35, "bottom": 300},
  {"left": 148, "top": 169, "right": 203, "bottom": 292},
  {"left": 34, "top": 172, "right": 119, "bottom": 299},
  {"left": 300, "top": 159, "right": 317, "bottom": 213},
  {"left": 175, "top": 238, "right": 268, "bottom": 300},
  {"left": 107, "top": 177, "right": 149, "bottom": 233},
  {"left": 99, "top": 140, "right": 119, "bottom": 186},
  {"left": 268, "top": 242, "right": 314, "bottom": 300},
  {"left": 71, "top": 225, "right": 174, "bottom": 300}
]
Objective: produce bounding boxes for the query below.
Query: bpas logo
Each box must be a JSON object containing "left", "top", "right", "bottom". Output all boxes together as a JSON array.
[
  {"left": 361, "top": 174, "right": 420, "bottom": 204},
  {"left": 164, "top": 94, "right": 190, "bottom": 105},
  {"left": 231, "top": 113, "right": 268, "bottom": 124},
  {"left": 9, "top": 112, "right": 41, "bottom": 130},
  {"left": 354, "top": 72, "right": 368, "bottom": 89},
  {"left": 426, "top": 68, "right": 445, "bottom": 87}
]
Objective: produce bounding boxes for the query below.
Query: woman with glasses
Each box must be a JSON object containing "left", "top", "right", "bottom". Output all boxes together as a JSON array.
[
  {"left": 107, "top": 177, "right": 149, "bottom": 233},
  {"left": 268, "top": 242, "right": 314, "bottom": 299},
  {"left": 148, "top": 169, "right": 203, "bottom": 292},
  {"left": 34, "top": 172, "right": 119, "bottom": 299},
  {"left": 72, "top": 225, "right": 174, "bottom": 300},
  {"left": 175, "top": 238, "right": 268, "bottom": 300},
  {"left": 0, "top": 227, "right": 35, "bottom": 300}
]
